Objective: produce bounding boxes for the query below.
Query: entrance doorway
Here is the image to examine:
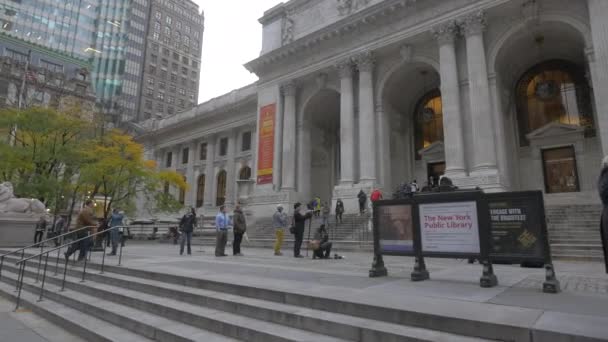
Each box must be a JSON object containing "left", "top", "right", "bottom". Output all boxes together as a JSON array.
[
  {"left": 542, "top": 146, "right": 579, "bottom": 193},
  {"left": 427, "top": 162, "right": 445, "bottom": 187}
]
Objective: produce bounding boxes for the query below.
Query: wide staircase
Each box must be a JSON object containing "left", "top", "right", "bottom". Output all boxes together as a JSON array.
[
  {"left": 0, "top": 250, "right": 511, "bottom": 342},
  {"left": 545, "top": 204, "right": 604, "bottom": 262}
]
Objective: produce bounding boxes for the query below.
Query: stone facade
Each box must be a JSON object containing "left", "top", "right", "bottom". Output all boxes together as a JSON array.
[{"left": 138, "top": 0, "right": 608, "bottom": 218}]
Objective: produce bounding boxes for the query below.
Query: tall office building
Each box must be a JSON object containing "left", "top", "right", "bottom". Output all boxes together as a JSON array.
[{"left": 138, "top": 0, "right": 204, "bottom": 121}]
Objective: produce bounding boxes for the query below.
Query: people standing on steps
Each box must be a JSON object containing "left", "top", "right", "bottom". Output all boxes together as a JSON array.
[
  {"left": 272, "top": 204, "right": 288, "bottom": 256},
  {"left": 232, "top": 205, "right": 247, "bottom": 256},
  {"left": 215, "top": 205, "right": 231, "bottom": 257},
  {"left": 34, "top": 215, "right": 46, "bottom": 244},
  {"left": 357, "top": 190, "right": 367, "bottom": 215},
  {"left": 335, "top": 199, "right": 344, "bottom": 224},
  {"left": 411, "top": 180, "right": 419, "bottom": 193},
  {"left": 179, "top": 207, "right": 197, "bottom": 255},
  {"left": 597, "top": 156, "right": 608, "bottom": 273},
  {"left": 107, "top": 208, "right": 125, "bottom": 256},
  {"left": 293, "top": 202, "right": 313, "bottom": 258},
  {"left": 65, "top": 199, "right": 97, "bottom": 262},
  {"left": 370, "top": 188, "right": 383, "bottom": 203}
]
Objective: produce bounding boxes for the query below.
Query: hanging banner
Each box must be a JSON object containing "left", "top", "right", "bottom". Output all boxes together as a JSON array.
[{"left": 257, "top": 104, "right": 276, "bottom": 185}]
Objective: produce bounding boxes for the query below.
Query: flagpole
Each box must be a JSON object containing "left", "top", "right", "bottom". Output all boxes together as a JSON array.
[{"left": 9, "top": 50, "right": 31, "bottom": 146}]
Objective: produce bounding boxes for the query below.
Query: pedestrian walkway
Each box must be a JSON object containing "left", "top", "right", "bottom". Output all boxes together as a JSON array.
[{"left": 0, "top": 298, "right": 83, "bottom": 342}]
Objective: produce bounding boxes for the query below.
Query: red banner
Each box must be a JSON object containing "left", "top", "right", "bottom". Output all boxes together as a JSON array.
[{"left": 257, "top": 104, "right": 276, "bottom": 185}]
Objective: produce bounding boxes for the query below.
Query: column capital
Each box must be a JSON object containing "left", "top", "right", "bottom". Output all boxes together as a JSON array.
[
  {"left": 459, "top": 11, "right": 487, "bottom": 37},
  {"left": 280, "top": 81, "right": 298, "bottom": 97},
  {"left": 431, "top": 21, "right": 459, "bottom": 45},
  {"left": 354, "top": 51, "right": 375, "bottom": 73},
  {"left": 335, "top": 58, "right": 354, "bottom": 78}
]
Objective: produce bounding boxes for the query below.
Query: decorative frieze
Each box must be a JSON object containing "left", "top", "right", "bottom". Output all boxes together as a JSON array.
[
  {"left": 335, "top": 59, "right": 354, "bottom": 78},
  {"left": 280, "top": 81, "right": 298, "bottom": 97},
  {"left": 354, "top": 51, "right": 375, "bottom": 72},
  {"left": 337, "top": 0, "right": 372, "bottom": 16}
]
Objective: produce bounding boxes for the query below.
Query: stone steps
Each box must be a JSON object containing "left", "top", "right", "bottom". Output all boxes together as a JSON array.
[{"left": 0, "top": 256, "right": 493, "bottom": 342}]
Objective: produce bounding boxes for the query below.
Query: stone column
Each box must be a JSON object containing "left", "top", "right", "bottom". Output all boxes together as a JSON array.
[
  {"left": 462, "top": 12, "right": 498, "bottom": 175},
  {"left": 336, "top": 59, "right": 356, "bottom": 185},
  {"left": 225, "top": 130, "right": 238, "bottom": 206},
  {"left": 432, "top": 21, "right": 467, "bottom": 177},
  {"left": 203, "top": 135, "right": 216, "bottom": 209},
  {"left": 297, "top": 119, "right": 311, "bottom": 201},
  {"left": 185, "top": 142, "right": 196, "bottom": 207},
  {"left": 376, "top": 104, "right": 391, "bottom": 190},
  {"left": 355, "top": 51, "right": 377, "bottom": 184},
  {"left": 588, "top": 0, "right": 608, "bottom": 155},
  {"left": 281, "top": 81, "right": 297, "bottom": 190}
]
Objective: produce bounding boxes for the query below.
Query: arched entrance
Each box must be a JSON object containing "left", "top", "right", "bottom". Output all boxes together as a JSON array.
[
  {"left": 301, "top": 89, "right": 340, "bottom": 203},
  {"left": 381, "top": 63, "right": 442, "bottom": 191},
  {"left": 492, "top": 20, "right": 599, "bottom": 194}
]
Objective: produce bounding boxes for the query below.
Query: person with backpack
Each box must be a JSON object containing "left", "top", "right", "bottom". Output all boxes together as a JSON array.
[
  {"left": 179, "top": 207, "right": 197, "bottom": 256},
  {"left": 335, "top": 199, "right": 344, "bottom": 224},
  {"left": 370, "top": 189, "right": 383, "bottom": 203}
]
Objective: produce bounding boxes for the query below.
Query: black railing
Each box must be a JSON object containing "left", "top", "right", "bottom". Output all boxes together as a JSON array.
[
  {"left": 0, "top": 225, "right": 97, "bottom": 282},
  {"left": 11, "top": 226, "right": 128, "bottom": 311}
]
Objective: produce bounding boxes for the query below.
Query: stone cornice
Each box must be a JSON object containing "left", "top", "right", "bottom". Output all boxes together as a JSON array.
[{"left": 246, "top": 0, "right": 416, "bottom": 75}]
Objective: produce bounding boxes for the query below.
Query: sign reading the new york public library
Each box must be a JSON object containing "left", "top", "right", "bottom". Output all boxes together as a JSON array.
[
  {"left": 257, "top": 104, "right": 276, "bottom": 185},
  {"left": 419, "top": 201, "right": 481, "bottom": 254},
  {"left": 486, "top": 191, "right": 546, "bottom": 262}
]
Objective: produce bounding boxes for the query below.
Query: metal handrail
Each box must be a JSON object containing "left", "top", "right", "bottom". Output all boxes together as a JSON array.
[
  {"left": 11, "top": 225, "right": 129, "bottom": 311},
  {"left": 0, "top": 225, "right": 97, "bottom": 281}
]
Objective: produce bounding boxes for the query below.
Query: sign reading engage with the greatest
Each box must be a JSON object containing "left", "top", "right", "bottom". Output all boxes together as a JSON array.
[{"left": 419, "top": 201, "right": 480, "bottom": 254}]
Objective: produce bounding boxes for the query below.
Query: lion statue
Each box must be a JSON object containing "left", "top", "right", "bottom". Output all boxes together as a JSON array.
[{"left": 0, "top": 182, "right": 46, "bottom": 214}]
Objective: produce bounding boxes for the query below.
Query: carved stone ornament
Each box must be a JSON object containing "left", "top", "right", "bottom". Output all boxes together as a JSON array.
[
  {"left": 337, "top": 0, "right": 372, "bottom": 16},
  {"left": 431, "top": 21, "right": 459, "bottom": 44},
  {"left": 460, "top": 11, "right": 487, "bottom": 37},
  {"left": 281, "top": 10, "right": 295, "bottom": 46},
  {"left": 335, "top": 59, "right": 354, "bottom": 78},
  {"left": 281, "top": 81, "right": 297, "bottom": 97},
  {"left": 355, "top": 51, "right": 375, "bottom": 72}
]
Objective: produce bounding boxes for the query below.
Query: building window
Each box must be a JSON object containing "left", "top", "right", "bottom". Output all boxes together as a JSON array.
[
  {"left": 181, "top": 78, "right": 188, "bottom": 86},
  {"left": 179, "top": 88, "right": 185, "bottom": 95},
  {"left": 178, "top": 175, "right": 186, "bottom": 204},
  {"left": 239, "top": 166, "right": 252, "bottom": 180},
  {"left": 191, "top": 80, "right": 197, "bottom": 88},
  {"left": 145, "top": 88, "right": 153, "bottom": 97},
  {"left": 152, "top": 43, "right": 159, "bottom": 52},
  {"left": 216, "top": 170, "right": 227, "bottom": 206},
  {"left": 191, "top": 71, "right": 197, "bottom": 78},
  {"left": 199, "top": 143, "right": 207, "bottom": 160},
  {"left": 159, "top": 81, "right": 165, "bottom": 90},
  {"left": 182, "top": 148, "right": 189, "bottom": 164},
  {"left": 542, "top": 146, "right": 580, "bottom": 194},
  {"left": 196, "top": 174, "right": 205, "bottom": 208},
  {"left": 160, "top": 70, "right": 167, "bottom": 79},
  {"left": 156, "top": 103, "right": 164, "bottom": 112},
  {"left": 164, "top": 27, "right": 171, "bottom": 36},
  {"left": 171, "top": 74, "right": 177, "bottom": 82},
  {"left": 219, "top": 138, "right": 228, "bottom": 156},
  {"left": 149, "top": 65, "right": 156, "bottom": 74},
  {"left": 145, "top": 100, "right": 152, "bottom": 109},
  {"left": 516, "top": 60, "right": 594, "bottom": 146},
  {"left": 176, "top": 22, "right": 182, "bottom": 30},
  {"left": 182, "top": 67, "right": 188, "bottom": 75},
  {"left": 147, "top": 78, "right": 154, "bottom": 87},
  {"left": 166, "top": 152, "right": 173, "bottom": 167},
  {"left": 154, "top": 22, "right": 160, "bottom": 31},
  {"left": 241, "top": 131, "right": 252, "bottom": 151},
  {"left": 414, "top": 89, "right": 443, "bottom": 160},
  {"left": 166, "top": 16, "right": 172, "bottom": 25},
  {"left": 168, "top": 96, "right": 175, "bottom": 104},
  {"left": 163, "top": 48, "right": 170, "bottom": 56},
  {"left": 173, "top": 52, "right": 179, "bottom": 60},
  {"left": 192, "top": 61, "right": 198, "bottom": 69},
  {"left": 155, "top": 11, "right": 161, "bottom": 20},
  {"left": 168, "top": 106, "right": 174, "bottom": 115},
  {"left": 172, "top": 62, "right": 178, "bottom": 71},
  {"left": 153, "top": 32, "right": 160, "bottom": 40},
  {"left": 150, "top": 54, "right": 157, "bottom": 64},
  {"left": 157, "top": 93, "right": 165, "bottom": 101},
  {"left": 161, "top": 58, "right": 168, "bottom": 67},
  {"left": 182, "top": 56, "right": 189, "bottom": 64}
]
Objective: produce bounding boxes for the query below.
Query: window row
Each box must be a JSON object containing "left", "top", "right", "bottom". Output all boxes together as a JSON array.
[{"left": 164, "top": 132, "right": 253, "bottom": 168}]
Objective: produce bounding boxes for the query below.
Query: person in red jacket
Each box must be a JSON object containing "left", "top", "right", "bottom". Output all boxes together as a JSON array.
[{"left": 370, "top": 189, "right": 383, "bottom": 202}]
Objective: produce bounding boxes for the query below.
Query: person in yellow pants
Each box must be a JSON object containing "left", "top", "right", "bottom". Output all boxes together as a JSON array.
[{"left": 272, "top": 204, "right": 288, "bottom": 256}]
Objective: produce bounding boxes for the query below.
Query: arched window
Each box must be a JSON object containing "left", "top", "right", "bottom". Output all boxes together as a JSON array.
[
  {"left": 178, "top": 175, "right": 186, "bottom": 205},
  {"left": 216, "top": 170, "right": 227, "bottom": 207},
  {"left": 414, "top": 89, "right": 443, "bottom": 159},
  {"left": 196, "top": 174, "right": 205, "bottom": 208},
  {"left": 516, "top": 60, "right": 594, "bottom": 146},
  {"left": 239, "top": 166, "right": 251, "bottom": 180}
]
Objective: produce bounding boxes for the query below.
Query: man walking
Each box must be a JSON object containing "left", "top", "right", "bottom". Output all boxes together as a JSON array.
[
  {"left": 232, "top": 205, "right": 247, "bottom": 256},
  {"left": 215, "top": 206, "right": 230, "bottom": 257},
  {"left": 272, "top": 204, "right": 288, "bottom": 256},
  {"left": 107, "top": 209, "right": 125, "bottom": 256},
  {"left": 34, "top": 216, "right": 46, "bottom": 244},
  {"left": 293, "top": 202, "right": 312, "bottom": 258},
  {"left": 179, "top": 207, "right": 197, "bottom": 255},
  {"left": 65, "top": 200, "right": 97, "bottom": 261},
  {"left": 357, "top": 190, "right": 367, "bottom": 215}
]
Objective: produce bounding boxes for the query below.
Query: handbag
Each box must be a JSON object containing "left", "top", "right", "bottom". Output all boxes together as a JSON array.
[{"left": 309, "top": 240, "right": 321, "bottom": 251}]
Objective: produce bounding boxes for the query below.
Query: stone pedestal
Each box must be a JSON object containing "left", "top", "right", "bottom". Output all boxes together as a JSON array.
[{"left": 0, "top": 214, "right": 42, "bottom": 247}]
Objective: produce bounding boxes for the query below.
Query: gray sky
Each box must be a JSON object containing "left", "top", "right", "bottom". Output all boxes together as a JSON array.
[{"left": 193, "top": 0, "right": 283, "bottom": 103}]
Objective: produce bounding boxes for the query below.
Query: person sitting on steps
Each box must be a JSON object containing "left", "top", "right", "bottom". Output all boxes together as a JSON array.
[{"left": 312, "top": 225, "right": 332, "bottom": 259}]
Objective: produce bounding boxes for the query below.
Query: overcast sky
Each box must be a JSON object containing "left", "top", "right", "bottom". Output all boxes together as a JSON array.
[{"left": 193, "top": 0, "right": 283, "bottom": 103}]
